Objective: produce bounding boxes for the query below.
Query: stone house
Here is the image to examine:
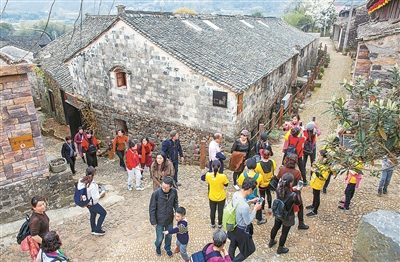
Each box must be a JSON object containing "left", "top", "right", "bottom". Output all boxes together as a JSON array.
[
  {"left": 0, "top": 35, "right": 52, "bottom": 105},
  {"left": 353, "top": 0, "right": 400, "bottom": 82},
  {"left": 331, "top": 4, "right": 369, "bottom": 51},
  {"left": 36, "top": 6, "right": 318, "bottom": 161},
  {"left": 0, "top": 64, "right": 75, "bottom": 223}
]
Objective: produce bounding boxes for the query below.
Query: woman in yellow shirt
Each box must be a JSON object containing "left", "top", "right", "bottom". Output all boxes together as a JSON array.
[
  {"left": 254, "top": 149, "right": 276, "bottom": 215},
  {"left": 203, "top": 160, "right": 229, "bottom": 229},
  {"left": 306, "top": 150, "right": 331, "bottom": 217}
]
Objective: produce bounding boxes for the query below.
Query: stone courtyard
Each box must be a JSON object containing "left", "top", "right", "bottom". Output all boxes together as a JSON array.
[{"left": 1, "top": 37, "right": 399, "bottom": 262}]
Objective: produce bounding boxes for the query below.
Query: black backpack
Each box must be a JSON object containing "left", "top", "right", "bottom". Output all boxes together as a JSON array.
[
  {"left": 190, "top": 243, "right": 221, "bottom": 262},
  {"left": 16, "top": 213, "right": 39, "bottom": 244},
  {"left": 286, "top": 138, "right": 300, "bottom": 156},
  {"left": 272, "top": 192, "right": 294, "bottom": 221},
  {"left": 303, "top": 141, "right": 313, "bottom": 154}
]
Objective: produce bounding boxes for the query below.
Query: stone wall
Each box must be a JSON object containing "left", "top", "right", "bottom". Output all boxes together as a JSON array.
[
  {"left": 298, "top": 38, "right": 319, "bottom": 76},
  {"left": 353, "top": 210, "right": 400, "bottom": 261},
  {"left": 0, "top": 64, "right": 75, "bottom": 223}
]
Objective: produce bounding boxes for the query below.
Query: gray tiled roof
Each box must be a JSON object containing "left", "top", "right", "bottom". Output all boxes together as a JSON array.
[
  {"left": 0, "top": 35, "right": 51, "bottom": 53},
  {"left": 121, "top": 12, "right": 316, "bottom": 92},
  {"left": 36, "top": 15, "right": 118, "bottom": 93},
  {"left": 37, "top": 12, "right": 316, "bottom": 93}
]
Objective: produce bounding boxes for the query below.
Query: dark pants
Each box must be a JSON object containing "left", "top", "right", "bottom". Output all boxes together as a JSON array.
[
  {"left": 67, "top": 156, "right": 76, "bottom": 174},
  {"left": 312, "top": 189, "right": 321, "bottom": 213},
  {"left": 303, "top": 148, "right": 316, "bottom": 170},
  {"left": 297, "top": 157, "right": 307, "bottom": 182},
  {"left": 323, "top": 172, "right": 332, "bottom": 190},
  {"left": 228, "top": 225, "right": 255, "bottom": 261},
  {"left": 116, "top": 150, "right": 125, "bottom": 167},
  {"left": 259, "top": 187, "right": 272, "bottom": 209},
  {"left": 209, "top": 199, "right": 225, "bottom": 226},
  {"left": 344, "top": 183, "right": 356, "bottom": 208},
  {"left": 270, "top": 218, "right": 291, "bottom": 247},
  {"left": 233, "top": 172, "right": 241, "bottom": 185},
  {"left": 298, "top": 203, "right": 305, "bottom": 223},
  {"left": 172, "top": 160, "right": 179, "bottom": 182},
  {"left": 87, "top": 203, "right": 107, "bottom": 232}
]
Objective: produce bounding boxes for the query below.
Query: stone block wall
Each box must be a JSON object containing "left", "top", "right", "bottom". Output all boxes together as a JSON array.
[
  {"left": 353, "top": 210, "right": 400, "bottom": 261},
  {"left": 0, "top": 64, "right": 75, "bottom": 223}
]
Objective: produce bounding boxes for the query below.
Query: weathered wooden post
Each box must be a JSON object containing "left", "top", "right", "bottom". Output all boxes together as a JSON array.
[
  {"left": 106, "top": 136, "right": 114, "bottom": 160},
  {"left": 259, "top": 124, "right": 264, "bottom": 136},
  {"left": 278, "top": 103, "right": 284, "bottom": 127},
  {"left": 200, "top": 140, "right": 206, "bottom": 169},
  {"left": 288, "top": 94, "right": 293, "bottom": 115},
  {"left": 296, "top": 87, "right": 301, "bottom": 99},
  {"left": 271, "top": 112, "right": 277, "bottom": 129}
]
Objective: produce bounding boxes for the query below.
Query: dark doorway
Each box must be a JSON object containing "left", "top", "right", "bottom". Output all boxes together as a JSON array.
[
  {"left": 65, "top": 102, "right": 82, "bottom": 138},
  {"left": 114, "top": 119, "right": 128, "bottom": 135}
]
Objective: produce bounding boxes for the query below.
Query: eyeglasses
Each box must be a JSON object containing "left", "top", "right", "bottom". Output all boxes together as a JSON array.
[{"left": 241, "top": 134, "right": 248, "bottom": 137}]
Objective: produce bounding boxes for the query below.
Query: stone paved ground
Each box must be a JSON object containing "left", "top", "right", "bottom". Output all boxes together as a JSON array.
[{"left": 1, "top": 37, "right": 399, "bottom": 262}]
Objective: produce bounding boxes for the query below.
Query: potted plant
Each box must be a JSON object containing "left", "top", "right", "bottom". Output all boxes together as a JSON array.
[{"left": 49, "top": 158, "right": 68, "bottom": 173}]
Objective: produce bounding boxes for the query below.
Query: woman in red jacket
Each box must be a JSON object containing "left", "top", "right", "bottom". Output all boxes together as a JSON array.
[
  {"left": 82, "top": 130, "right": 100, "bottom": 168},
  {"left": 126, "top": 140, "right": 144, "bottom": 191},
  {"left": 137, "top": 136, "right": 155, "bottom": 176}
]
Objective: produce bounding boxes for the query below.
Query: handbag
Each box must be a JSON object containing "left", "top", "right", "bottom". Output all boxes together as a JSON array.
[
  {"left": 216, "top": 152, "right": 226, "bottom": 160},
  {"left": 268, "top": 176, "right": 279, "bottom": 191}
]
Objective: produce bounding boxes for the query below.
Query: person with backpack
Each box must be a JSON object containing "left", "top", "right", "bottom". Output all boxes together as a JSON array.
[
  {"left": 36, "top": 231, "right": 70, "bottom": 262},
  {"left": 283, "top": 127, "right": 307, "bottom": 184},
  {"left": 82, "top": 130, "right": 100, "bottom": 168},
  {"left": 277, "top": 154, "right": 309, "bottom": 230},
  {"left": 303, "top": 121, "right": 321, "bottom": 177},
  {"left": 149, "top": 176, "right": 179, "bottom": 257},
  {"left": 162, "top": 130, "right": 184, "bottom": 186},
  {"left": 112, "top": 129, "right": 129, "bottom": 171},
  {"left": 237, "top": 158, "right": 265, "bottom": 225},
  {"left": 254, "top": 149, "right": 276, "bottom": 217},
  {"left": 269, "top": 172, "right": 303, "bottom": 254},
  {"left": 202, "top": 160, "right": 229, "bottom": 229},
  {"left": 227, "top": 177, "right": 262, "bottom": 261},
  {"left": 204, "top": 230, "right": 232, "bottom": 262},
  {"left": 61, "top": 136, "right": 77, "bottom": 175},
  {"left": 77, "top": 166, "right": 107, "bottom": 235},
  {"left": 306, "top": 150, "right": 331, "bottom": 217},
  {"left": 29, "top": 196, "right": 50, "bottom": 245},
  {"left": 254, "top": 132, "right": 273, "bottom": 162}
]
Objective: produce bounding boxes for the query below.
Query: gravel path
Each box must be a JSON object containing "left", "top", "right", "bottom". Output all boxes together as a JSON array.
[{"left": 1, "top": 37, "right": 399, "bottom": 262}]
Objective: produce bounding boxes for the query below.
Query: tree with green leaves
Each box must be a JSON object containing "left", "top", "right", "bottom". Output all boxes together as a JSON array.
[
  {"left": 326, "top": 65, "right": 400, "bottom": 176},
  {"left": 18, "top": 20, "right": 71, "bottom": 40},
  {"left": 0, "top": 22, "right": 15, "bottom": 36},
  {"left": 251, "top": 12, "right": 263, "bottom": 17}
]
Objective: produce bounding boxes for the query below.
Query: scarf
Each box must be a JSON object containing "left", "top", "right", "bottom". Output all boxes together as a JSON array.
[{"left": 140, "top": 143, "right": 151, "bottom": 164}]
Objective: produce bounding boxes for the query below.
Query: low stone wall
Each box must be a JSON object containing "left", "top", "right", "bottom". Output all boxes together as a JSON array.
[
  {"left": 353, "top": 210, "right": 400, "bottom": 261},
  {"left": 0, "top": 170, "right": 75, "bottom": 223}
]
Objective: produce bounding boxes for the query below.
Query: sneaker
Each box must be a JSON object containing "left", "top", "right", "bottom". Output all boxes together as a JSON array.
[
  {"left": 92, "top": 229, "right": 105, "bottom": 235},
  {"left": 268, "top": 239, "right": 277, "bottom": 248},
  {"left": 156, "top": 247, "right": 161, "bottom": 255},
  {"left": 211, "top": 224, "right": 216, "bottom": 229},
  {"left": 257, "top": 218, "right": 267, "bottom": 225},
  {"left": 176, "top": 182, "right": 182, "bottom": 187},
  {"left": 377, "top": 190, "right": 382, "bottom": 196},
  {"left": 136, "top": 185, "right": 144, "bottom": 191},
  {"left": 298, "top": 222, "right": 309, "bottom": 230},
  {"left": 218, "top": 224, "right": 222, "bottom": 229},
  {"left": 262, "top": 210, "right": 266, "bottom": 214},
  {"left": 267, "top": 208, "right": 273, "bottom": 215},
  {"left": 174, "top": 246, "right": 180, "bottom": 253},
  {"left": 166, "top": 250, "right": 173, "bottom": 257},
  {"left": 233, "top": 185, "right": 240, "bottom": 190},
  {"left": 322, "top": 188, "right": 327, "bottom": 194},
  {"left": 306, "top": 205, "right": 314, "bottom": 210},
  {"left": 306, "top": 211, "right": 318, "bottom": 217},
  {"left": 127, "top": 185, "right": 132, "bottom": 191},
  {"left": 383, "top": 189, "right": 387, "bottom": 194},
  {"left": 339, "top": 200, "right": 345, "bottom": 204},
  {"left": 338, "top": 205, "right": 349, "bottom": 211}
]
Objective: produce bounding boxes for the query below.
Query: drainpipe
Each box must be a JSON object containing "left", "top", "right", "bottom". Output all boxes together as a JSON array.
[{"left": 342, "top": 0, "right": 354, "bottom": 52}]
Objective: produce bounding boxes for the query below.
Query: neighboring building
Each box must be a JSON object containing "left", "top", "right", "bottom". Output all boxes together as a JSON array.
[
  {"left": 331, "top": 4, "right": 369, "bottom": 51},
  {"left": 354, "top": 0, "right": 400, "bottom": 83},
  {"left": 0, "top": 64, "right": 75, "bottom": 223},
  {"left": 36, "top": 6, "right": 318, "bottom": 160},
  {"left": 0, "top": 35, "right": 52, "bottom": 106}
]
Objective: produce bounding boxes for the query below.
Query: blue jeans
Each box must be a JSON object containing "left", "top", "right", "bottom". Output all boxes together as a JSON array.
[
  {"left": 155, "top": 223, "right": 173, "bottom": 251},
  {"left": 378, "top": 168, "right": 394, "bottom": 193},
  {"left": 172, "top": 160, "right": 179, "bottom": 182},
  {"left": 87, "top": 203, "right": 107, "bottom": 232},
  {"left": 176, "top": 240, "right": 189, "bottom": 260}
]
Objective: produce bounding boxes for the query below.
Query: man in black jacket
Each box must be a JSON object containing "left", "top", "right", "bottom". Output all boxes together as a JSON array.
[
  {"left": 162, "top": 130, "right": 184, "bottom": 186},
  {"left": 149, "top": 176, "right": 179, "bottom": 257}
]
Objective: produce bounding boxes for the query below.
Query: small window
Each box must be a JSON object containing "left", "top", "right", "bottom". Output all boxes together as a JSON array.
[
  {"left": 237, "top": 93, "right": 244, "bottom": 115},
  {"left": 49, "top": 90, "right": 56, "bottom": 115},
  {"left": 279, "top": 64, "right": 286, "bottom": 76},
  {"left": 116, "top": 72, "right": 126, "bottom": 88}
]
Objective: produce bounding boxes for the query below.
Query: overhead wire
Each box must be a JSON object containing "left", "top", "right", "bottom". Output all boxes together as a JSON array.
[
  {"left": 108, "top": 0, "right": 116, "bottom": 16},
  {"left": 0, "top": 0, "right": 8, "bottom": 19},
  {"left": 23, "top": 0, "right": 57, "bottom": 60}
]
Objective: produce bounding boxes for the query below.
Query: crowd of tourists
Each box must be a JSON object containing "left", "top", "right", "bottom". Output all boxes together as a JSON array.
[{"left": 22, "top": 113, "right": 397, "bottom": 262}]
